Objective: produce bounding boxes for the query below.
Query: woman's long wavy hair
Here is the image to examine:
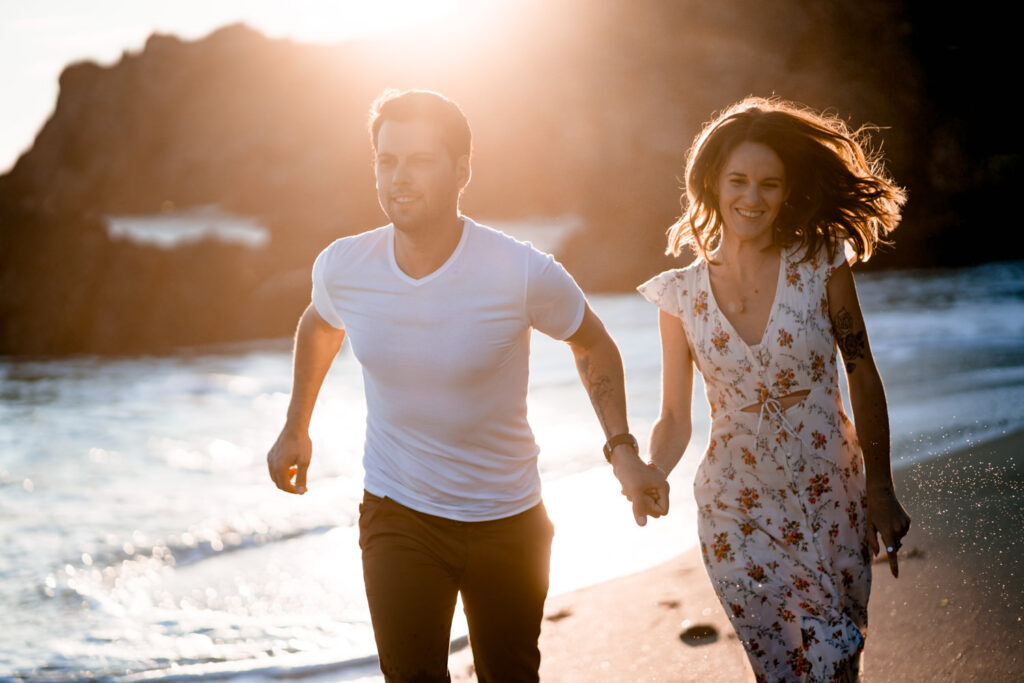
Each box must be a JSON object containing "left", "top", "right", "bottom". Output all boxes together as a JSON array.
[{"left": 666, "top": 96, "right": 907, "bottom": 263}]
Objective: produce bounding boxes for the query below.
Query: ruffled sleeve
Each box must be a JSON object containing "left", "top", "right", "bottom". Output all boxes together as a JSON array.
[
  {"left": 637, "top": 269, "right": 687, "bottom": 318},
  {"left": 825, "top": 240, "right": 855, "bottom": 281}
]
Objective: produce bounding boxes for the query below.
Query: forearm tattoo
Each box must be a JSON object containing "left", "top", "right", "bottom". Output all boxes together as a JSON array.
[
  {"left": 577, "top": 355, "right": 617, "bottom": 436},
  {"left": 834, "top": 307, "right": 866, "bottom": 373}
]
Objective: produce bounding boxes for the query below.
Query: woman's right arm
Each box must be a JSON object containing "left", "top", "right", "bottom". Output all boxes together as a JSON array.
[{"left": 648, "top": 309, "right": 694, "bottom": 475}]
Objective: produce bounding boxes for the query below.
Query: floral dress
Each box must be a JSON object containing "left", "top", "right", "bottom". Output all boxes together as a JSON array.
[{"left": 638, "top": 245, "right": 870, "bottom": 682}]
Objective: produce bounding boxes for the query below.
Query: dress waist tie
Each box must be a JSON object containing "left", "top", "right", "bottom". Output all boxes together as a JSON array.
[{"left": 755, "top": 396, "right": 810, "bottom": 449}]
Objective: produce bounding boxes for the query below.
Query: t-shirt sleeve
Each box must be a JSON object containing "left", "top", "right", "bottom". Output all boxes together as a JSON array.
[
  {"left": 525, "top": 248, "right": 586, "bottom": 340},
  {"left": 311, "top": 243, "right": 346, "bottom": 330},
  {"left": 636, "top": 270, "right": 684, "bottom": 318}
]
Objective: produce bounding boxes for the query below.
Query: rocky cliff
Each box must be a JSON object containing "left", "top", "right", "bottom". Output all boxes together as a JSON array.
[{"left": 1, "top": 0, "right": 1018, "bottom": 355}]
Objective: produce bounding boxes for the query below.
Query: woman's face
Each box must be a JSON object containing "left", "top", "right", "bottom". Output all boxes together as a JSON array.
[{"left": 716, "top": 141, "right": 788, "bottom": 246}]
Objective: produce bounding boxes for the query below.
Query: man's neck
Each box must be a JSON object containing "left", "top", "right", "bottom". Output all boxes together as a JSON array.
[{"left": 393, "top": 213, "right": 465, "bottom": 280}]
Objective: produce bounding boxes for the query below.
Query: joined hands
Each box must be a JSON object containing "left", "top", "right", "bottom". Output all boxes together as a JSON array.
[{"left": 610, "top": 449, "right": 670, "bottom": 526}]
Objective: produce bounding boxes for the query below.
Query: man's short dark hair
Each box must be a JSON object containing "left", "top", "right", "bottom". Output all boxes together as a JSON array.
[{"left": 369, "top": 89, "right": 472, "bottom": 161}]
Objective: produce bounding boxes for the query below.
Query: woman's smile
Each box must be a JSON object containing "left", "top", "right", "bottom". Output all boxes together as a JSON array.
[{"left": 717, "top": 140, "right": 787, "bottom": 245}]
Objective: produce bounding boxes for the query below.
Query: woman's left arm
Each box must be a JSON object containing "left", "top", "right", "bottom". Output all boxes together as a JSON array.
[{"left": 827, "top": 262, "right": 911, "bottom": 578}]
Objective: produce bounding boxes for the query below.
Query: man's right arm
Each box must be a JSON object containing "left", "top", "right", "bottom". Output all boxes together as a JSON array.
[{"left": 267, "top": 303, "right": 346, "bottom": 494}]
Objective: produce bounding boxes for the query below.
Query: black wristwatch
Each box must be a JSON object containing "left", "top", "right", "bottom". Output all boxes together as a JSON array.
[{"left": 603, "top": 432, "right": 638, "bottom": 463}]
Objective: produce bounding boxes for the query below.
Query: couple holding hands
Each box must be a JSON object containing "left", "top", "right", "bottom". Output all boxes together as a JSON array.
[{"left": 267, "top": 89, "right": 911, "bottom": 682}]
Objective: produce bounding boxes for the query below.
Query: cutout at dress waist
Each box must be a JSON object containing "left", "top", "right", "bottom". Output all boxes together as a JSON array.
[{"left": 739, "top": 389, "right": 811, "bottom": 414}]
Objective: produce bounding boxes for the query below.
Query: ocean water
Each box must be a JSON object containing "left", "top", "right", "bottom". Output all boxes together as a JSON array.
[
  {"left": 1, "top": 260, "right": 1022, "bottom": 681},
  {"left": 106, "top": 205, "right": 271, "bottom": 249}
]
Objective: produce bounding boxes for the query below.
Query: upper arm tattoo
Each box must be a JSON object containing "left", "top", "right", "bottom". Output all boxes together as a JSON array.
[{"left": 834, "top": 306, "right": 866, "bottom": 373}]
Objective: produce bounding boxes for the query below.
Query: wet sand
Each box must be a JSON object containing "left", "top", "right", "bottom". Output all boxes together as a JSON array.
[{"left": 447, "top": 430, "right": 1024, "bottom": 681}]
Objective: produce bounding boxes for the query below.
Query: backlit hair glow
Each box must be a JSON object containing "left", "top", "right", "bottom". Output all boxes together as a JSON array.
[{"left": 667, "top": 96, "right": 907, "bottom": 263}]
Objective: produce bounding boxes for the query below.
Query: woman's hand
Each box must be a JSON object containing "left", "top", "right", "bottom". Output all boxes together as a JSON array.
[
  {"left": 610, "top": 449, "right": 670, "bottom": 526},
  {"left": 866, "top": 485, "right": 911, "bottom": 577}
]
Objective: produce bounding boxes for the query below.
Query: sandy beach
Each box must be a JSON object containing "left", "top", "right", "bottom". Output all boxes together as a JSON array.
[{"left": 445, "top": 430, "right": 1024, "bottom": 682}]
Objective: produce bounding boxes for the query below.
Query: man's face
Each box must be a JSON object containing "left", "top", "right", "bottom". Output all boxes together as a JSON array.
[{"left": 374, "top": 119, "right": 469, "bottom": 234}]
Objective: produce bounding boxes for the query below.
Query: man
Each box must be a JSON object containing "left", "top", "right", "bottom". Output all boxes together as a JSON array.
[{"left": 267, "top": 89, "right": 667, "bottom": 682}]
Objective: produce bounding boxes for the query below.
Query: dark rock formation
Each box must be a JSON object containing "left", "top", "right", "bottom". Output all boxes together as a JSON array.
[{"left": 1, "top": 0, "right": 1019, "bottom": 355}]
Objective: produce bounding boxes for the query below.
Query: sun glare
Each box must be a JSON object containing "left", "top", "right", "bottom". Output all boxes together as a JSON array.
[
  {"left": 247, "top": 0, "right": 486, "bottom": 44},
  {"left": 0, "top": 0, "right": 519, "bottom": 172}
]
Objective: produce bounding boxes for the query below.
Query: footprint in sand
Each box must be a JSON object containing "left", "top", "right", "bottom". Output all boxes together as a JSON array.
[
  {"left": 545, "top": 608, "right": 573, "bottom": 622},
  {"left": 679, "top": 623, "right": 718, "bottom": 646}
]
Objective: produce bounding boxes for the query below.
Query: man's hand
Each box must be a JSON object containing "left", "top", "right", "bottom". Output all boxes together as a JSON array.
[
  {"left": 610, "top": 448, "right": 669, "bottom": 526},
  {"left": 267, "top": 304, "right": 345, "bottom": 496},
  {"left": 267, "top": 426, "right": 313, "bottom": 494}
]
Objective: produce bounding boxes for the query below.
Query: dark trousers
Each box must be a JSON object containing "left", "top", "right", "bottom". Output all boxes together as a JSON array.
[{"left": 358, "top": 491, "right": 555, "bottom": 683}]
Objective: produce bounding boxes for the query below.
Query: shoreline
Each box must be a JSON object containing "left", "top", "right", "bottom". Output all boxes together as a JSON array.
[
  {"left": 446, "top": 429, "right": 1024, "bottom": 681},
  {"left": 33, "top": 429, "right": 1023, "bottom": 683}
]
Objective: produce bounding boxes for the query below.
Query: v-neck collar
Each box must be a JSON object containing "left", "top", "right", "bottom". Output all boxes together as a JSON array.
[
  {"left": 703, "top": 247, "right": 787, "bottom": 349},
  {"left": 388, "top": 217, "right": 471, "bottom": 287}
]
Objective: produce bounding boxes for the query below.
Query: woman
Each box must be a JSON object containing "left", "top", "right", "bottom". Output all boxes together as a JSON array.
[{"left": 638, "top": 97, "right": 911, "bottom": 682}]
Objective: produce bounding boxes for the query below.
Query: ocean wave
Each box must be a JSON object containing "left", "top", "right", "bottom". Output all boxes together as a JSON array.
[{"left": 54, "top": 520, "right": 343, "bottom": 584}]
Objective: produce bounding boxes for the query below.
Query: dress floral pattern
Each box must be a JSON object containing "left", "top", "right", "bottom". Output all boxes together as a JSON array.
[{"left": 639, "top": 245, "right": 870, "bottom": 682}]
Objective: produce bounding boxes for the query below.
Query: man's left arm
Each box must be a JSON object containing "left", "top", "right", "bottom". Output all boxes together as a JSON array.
[{"left": 566, "top": 304, "right": 669, "bottom": 526}]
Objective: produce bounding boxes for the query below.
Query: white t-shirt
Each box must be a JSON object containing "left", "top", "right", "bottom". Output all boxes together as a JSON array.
[{"left": 311, "top": 216, "right": 586, "bottom": 521}]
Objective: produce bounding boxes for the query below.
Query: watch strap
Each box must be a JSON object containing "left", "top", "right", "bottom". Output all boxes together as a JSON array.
[{"left": 603, "top": 432, "right": 638, "bottom": 463}]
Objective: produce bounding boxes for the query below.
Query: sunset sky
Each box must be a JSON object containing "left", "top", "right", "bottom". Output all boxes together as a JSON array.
[{"left": 0, "top": 0, "right": 478, "bottom": 173}]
